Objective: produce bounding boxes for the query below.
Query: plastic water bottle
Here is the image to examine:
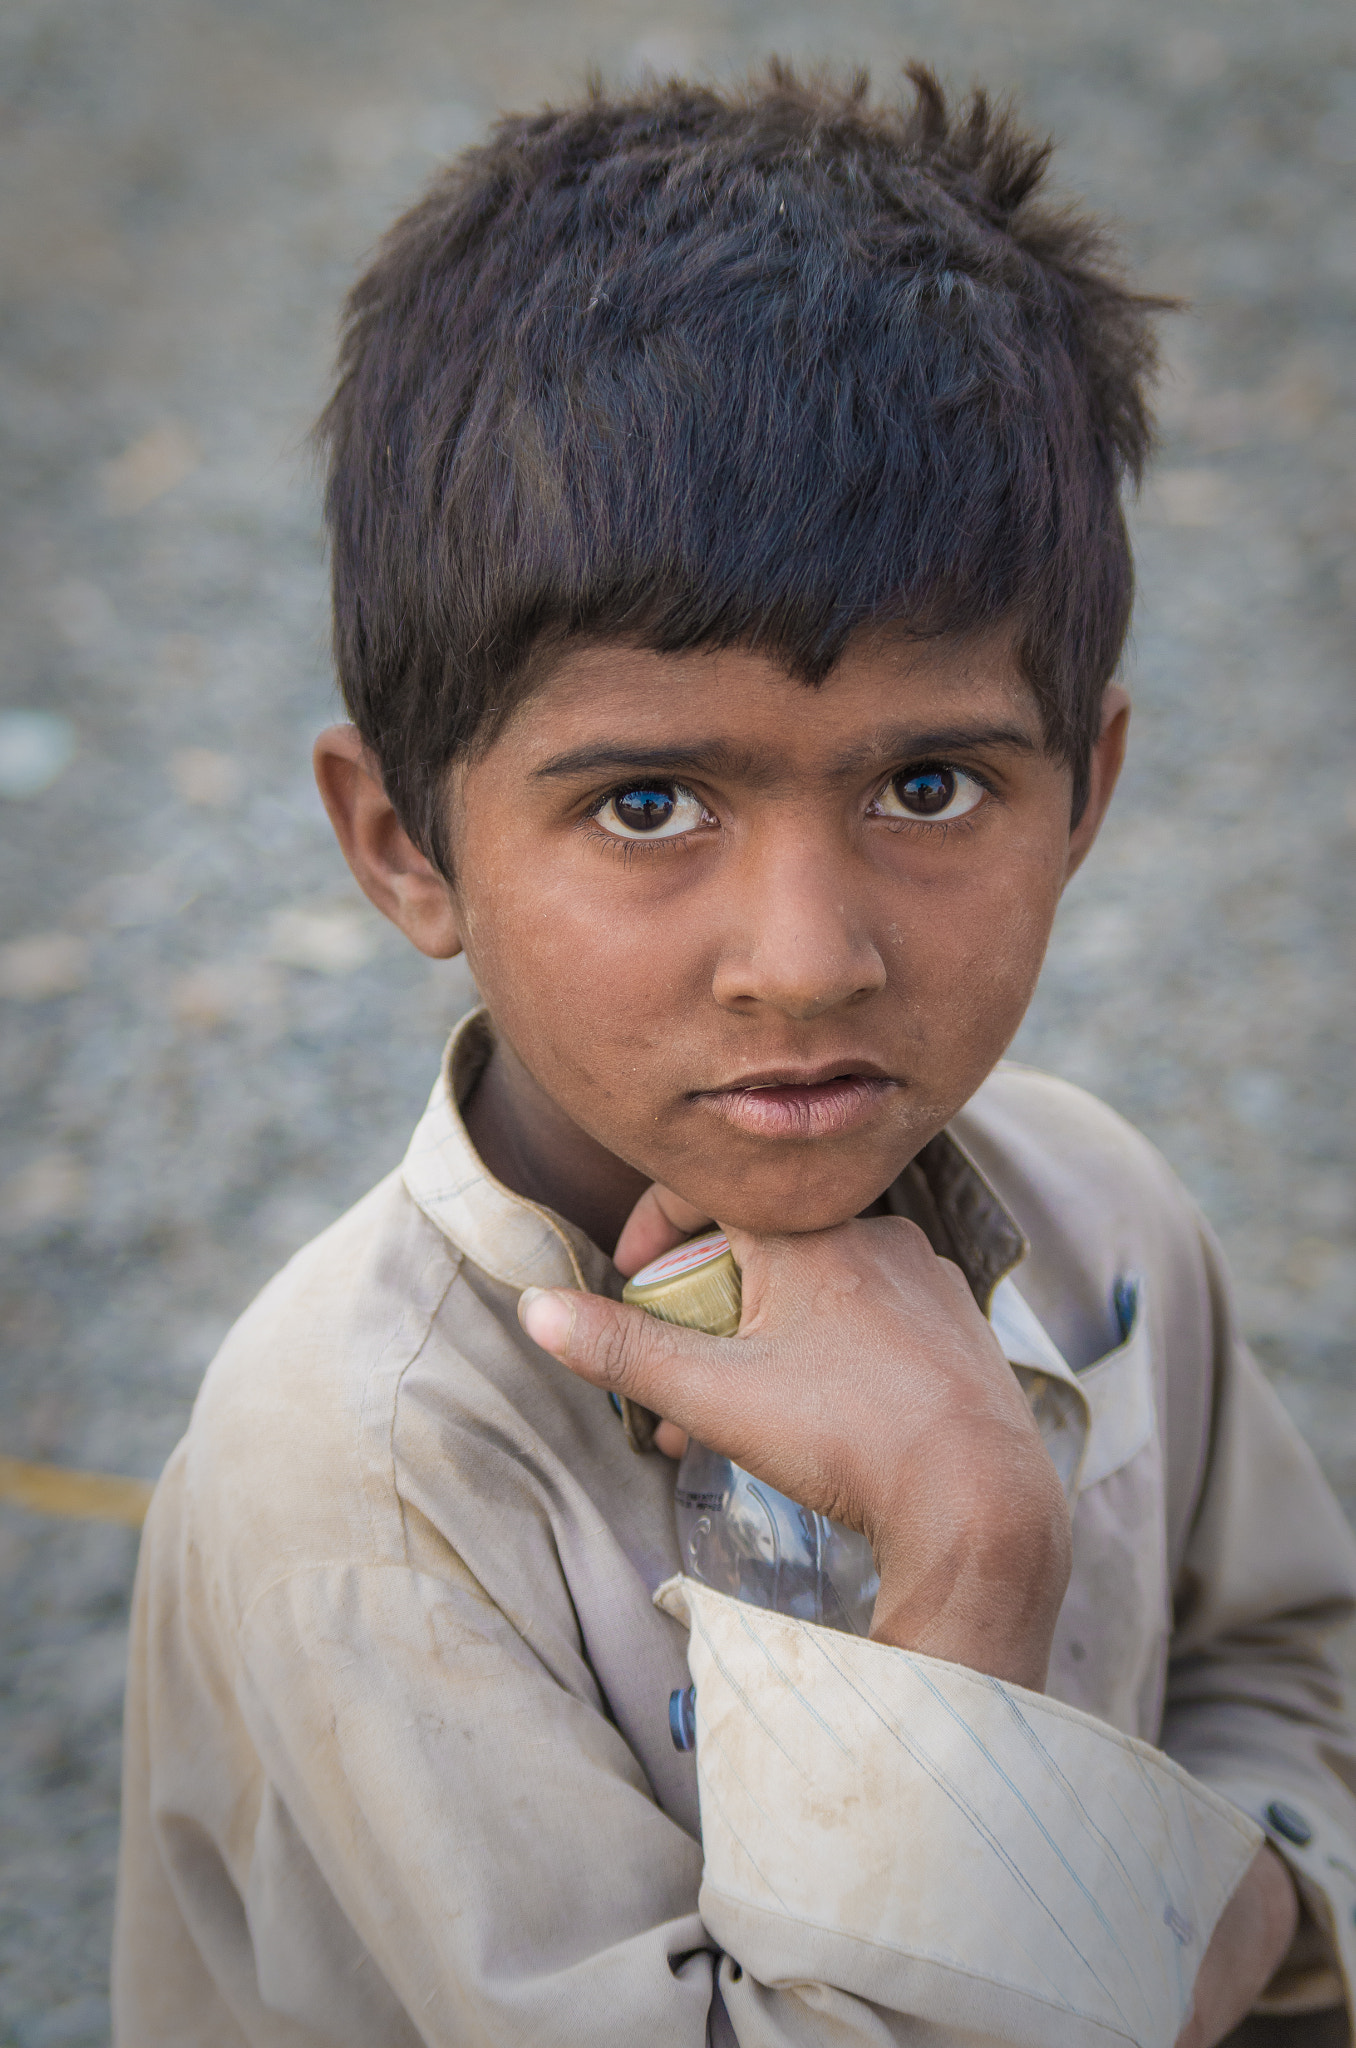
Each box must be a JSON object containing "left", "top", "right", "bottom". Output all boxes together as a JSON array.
[{"left": 622, "top": 1232, "right": 880, "bottom": 1638}]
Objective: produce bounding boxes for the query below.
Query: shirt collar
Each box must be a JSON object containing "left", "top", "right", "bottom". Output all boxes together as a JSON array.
[
  {"left": 402, "top": 1007, "right": 1027, "bottom": 1310},
  {"left": 401, "top": 1009, "right": 620, "bottom": 1299}
]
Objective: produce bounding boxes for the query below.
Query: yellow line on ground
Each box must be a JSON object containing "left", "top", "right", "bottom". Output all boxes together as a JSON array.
[{"left": 0, "top": 1454, "right": 153, "bottom": 1527}]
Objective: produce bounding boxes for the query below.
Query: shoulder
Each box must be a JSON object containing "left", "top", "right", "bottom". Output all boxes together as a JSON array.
[
  {"left": 955, "top": 1062, "right": 1188, "bottom": 1222},
  {"left": 172, "top": 1170, "right": 464, "bottom": 1624},
  {"left": 952, "top": 1063, "right": 1210, "bottom": 1371}
]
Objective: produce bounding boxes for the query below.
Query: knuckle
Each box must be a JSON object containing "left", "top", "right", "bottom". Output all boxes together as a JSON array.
[
  {"left": 934, "top": 1254, "right": 976, "bottom": 1301},
  {"left": 590, "top": 1307, "right": 651, "bottom": 1391}
]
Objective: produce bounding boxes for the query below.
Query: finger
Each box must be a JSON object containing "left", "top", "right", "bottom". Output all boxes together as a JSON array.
[
  {"left": 612, "top": 1182, "right": 715, "bottom": 1277},
  {"left": 653, "top": 1419, "right": 689, "bottom": 1460},
  {"left": 519, "top": 1286, "right": 730, "bottom": 1443}
]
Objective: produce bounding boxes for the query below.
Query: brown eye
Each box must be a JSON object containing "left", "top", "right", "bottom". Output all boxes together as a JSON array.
[
  {"left": 595, "top": 782, "right": 712, "bottom": 841},
  {"left": 871, "top": 764, "right": 984, "bottom": 824},
  {"left": 895, "top": 768, "right": 955, "bottom": 815},
  {"left": 612, "top": 786, "right": 676, "bottom": 832}
]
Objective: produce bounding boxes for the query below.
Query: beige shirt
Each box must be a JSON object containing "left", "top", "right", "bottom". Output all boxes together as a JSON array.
[{"left": 114, "top": 1010, "right": 1356, "bottom": 2047}]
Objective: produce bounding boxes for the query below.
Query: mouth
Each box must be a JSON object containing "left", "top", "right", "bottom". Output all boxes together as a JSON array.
[{"left": 693, "top": 1064, "right": 897, "bottom": 1141}]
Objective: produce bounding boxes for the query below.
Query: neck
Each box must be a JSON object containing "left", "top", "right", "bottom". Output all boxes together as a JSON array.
[{"left": 462, "top": 1034, "right": 651, "bottom": 1260}]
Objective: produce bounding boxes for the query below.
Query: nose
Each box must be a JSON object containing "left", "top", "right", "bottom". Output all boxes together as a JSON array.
[{"left": 710, "top": 839, "right": 887, "bottom": 1020}]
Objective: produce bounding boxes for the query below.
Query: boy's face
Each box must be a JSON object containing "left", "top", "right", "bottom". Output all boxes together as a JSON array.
[{"left": 412, "top": 631, "right": 1125, "bottom": 1236}]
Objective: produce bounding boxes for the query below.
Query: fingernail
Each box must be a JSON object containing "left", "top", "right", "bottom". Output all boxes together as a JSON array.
[{"left": 519, "top": 1286, "right": 574, "bottom": 1356}]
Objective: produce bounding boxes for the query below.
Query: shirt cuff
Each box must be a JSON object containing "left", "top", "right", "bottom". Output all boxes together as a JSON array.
[{"left": 656, "top": 1577, "right": 1262, "bottom": 2048}]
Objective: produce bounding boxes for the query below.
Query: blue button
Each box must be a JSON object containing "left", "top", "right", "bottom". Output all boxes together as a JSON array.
[
  {"left": 669, "top": 1684, "right": 697, "bottom": 1752},
  {"left": 1265, "top": 1800, "right": 1313, "bottom": 1847}
]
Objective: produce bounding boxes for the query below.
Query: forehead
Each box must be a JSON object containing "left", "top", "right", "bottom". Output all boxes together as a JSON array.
[{"left": 495, "top": 628, "right": 1041, "bottom": 776}]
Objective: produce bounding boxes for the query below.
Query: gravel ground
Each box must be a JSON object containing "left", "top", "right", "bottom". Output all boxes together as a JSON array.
[{"left": 1, "top": 0, "right": 1353, "bottom": 2038}]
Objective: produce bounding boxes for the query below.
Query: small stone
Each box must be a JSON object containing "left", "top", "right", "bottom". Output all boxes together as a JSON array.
[
  {"left": 171, "top": 966, "right": 235, "bottom": 1030},
  {"left": 1, "top": 1153, "right": 88, "bottom": 1231},
  {"left": 1148, "top": 468, "right": 1229, "bottom": 528},
  {"left": 100, "top": 421, "right": 199, "bottom": 514},
  {"left": 170, "top": 748, "right": 242, "bottom": 808},
  {"left": 0, "top": 712, "right": 76, "bottom": 800},
  {"left": 268, "top": 905, "right": 379, "bottom": 975},
  {"left": 0, "top": 935, "right": 89, "bottom": 1001},
  {"left": 171, "top": 961, "right": 278, "bottom": 1029}
]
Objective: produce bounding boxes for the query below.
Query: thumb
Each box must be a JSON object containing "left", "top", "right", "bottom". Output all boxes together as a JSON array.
[{"left": 519, "top": 1284, "right": 727, "bottom": 1435}]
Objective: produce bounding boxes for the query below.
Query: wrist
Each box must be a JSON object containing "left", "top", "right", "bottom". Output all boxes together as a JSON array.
[{"left": 867, "top": 1441, "right": 1072, "bottom": 1688}]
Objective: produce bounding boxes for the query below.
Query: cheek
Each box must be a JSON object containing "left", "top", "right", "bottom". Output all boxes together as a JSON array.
[
  {"left": 897, "top": 845, "right": 1063, "bottom": 1054},
  {"left": 967, "top": 900, "right": 1056, "bottom": 1047},
  {"left": 455, "top": 853, "right": 700, "bottom": 1100}
]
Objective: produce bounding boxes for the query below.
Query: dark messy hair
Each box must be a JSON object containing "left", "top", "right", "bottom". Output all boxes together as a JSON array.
[{"left": 319, "top": 62, "right": 1167, "bottom": 868}]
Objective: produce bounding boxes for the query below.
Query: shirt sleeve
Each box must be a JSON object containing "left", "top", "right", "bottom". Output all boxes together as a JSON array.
[
  {"left": 657, "top": 1575, "right": 1261, "bottom": 2048},
  {"left": 1159, "top": 1220, "right": 1356, "bottom": 2024},
  {"left": 176, "top": 1534, "right": 1257, "bottom": 2048}
]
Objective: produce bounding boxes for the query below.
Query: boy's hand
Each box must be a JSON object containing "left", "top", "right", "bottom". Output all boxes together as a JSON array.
[
  {"left": 612, "top": 1181, "right": 715, "bottom": 1288},
  {"left": 521, "top": 1215, "right": 1072, "bottom": 1689},
  {"left": 612, "top": 1183, "right": 714, "bottom": 1456},
  {"left": 610, "top": 1194, "right": 1304, "bottom": 2040}
]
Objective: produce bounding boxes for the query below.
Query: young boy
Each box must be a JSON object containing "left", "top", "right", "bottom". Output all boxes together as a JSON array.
[{"left": 114, "top": 65, "right": 1356, "bottom": 2048}]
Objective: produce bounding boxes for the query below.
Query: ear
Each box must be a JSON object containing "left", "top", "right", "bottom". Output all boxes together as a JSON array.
[
  {"left": 313, "top": 725, "right": 463, "bottom": 959},
  {"left": 1063, "top": 685, "right": 1130, "bottom": 887}
]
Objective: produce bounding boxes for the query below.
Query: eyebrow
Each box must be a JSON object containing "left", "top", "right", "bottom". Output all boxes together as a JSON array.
[
  {"left": 533, "top": 724, "right": 1039, "bottom": 784},
  {"left": 534, "top": 740, "right": 761, "bottom": 782},
  {"left": 833, "top": 723, "right": 1039, "bottom": 773}
]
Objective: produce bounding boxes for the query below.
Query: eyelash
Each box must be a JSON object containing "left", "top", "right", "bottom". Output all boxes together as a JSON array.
[
  {"left": 583, "top": 763, "right": 996, "bottom": 850},
  {"left": 868, "top": 762, "right": 995, "bottom": 833},
  {"left": 583, "top": 786, "right": 714, "bottom": 858}
]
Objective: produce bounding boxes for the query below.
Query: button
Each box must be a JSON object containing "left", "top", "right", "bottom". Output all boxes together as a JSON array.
[
  {"left": 669, "top": 1685, "right": 697, "bottom": 1752},
  {"left": 1113, "top": 1276, "right": 1139, "bottom": 1340},
  {"left": 1265, "top": 1800, "right": 1313, "bottom": 1847},
  {"left": 1163, "top": 1904, "right": 1194, "bottom": 1946}
]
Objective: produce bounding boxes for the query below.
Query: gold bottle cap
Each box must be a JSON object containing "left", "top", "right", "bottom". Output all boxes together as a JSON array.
[{"left": 622, "top": 1231, "right": 742, "bottom": 1338}]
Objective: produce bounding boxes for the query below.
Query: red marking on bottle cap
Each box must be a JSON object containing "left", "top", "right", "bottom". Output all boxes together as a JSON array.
[{"left": 629, "top": 1231, "right": 730, "bottom": 1288}]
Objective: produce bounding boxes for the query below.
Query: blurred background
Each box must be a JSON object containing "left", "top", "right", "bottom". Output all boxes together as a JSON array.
[{"left": 1, "top": 0, "right": 1353, "bottom": 2039}]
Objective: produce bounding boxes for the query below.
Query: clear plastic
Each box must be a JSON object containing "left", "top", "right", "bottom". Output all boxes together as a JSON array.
[{"left": 674, "top": 1438, "right": 879, "bottom": 1636}]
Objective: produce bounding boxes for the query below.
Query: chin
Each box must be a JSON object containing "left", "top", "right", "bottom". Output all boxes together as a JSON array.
[
  {"left": 669, "top": 1159, "right": 899, "bottom": 1238},
  {"left": 735, "top": 1194, "right": 883, "bottom": 1235}
]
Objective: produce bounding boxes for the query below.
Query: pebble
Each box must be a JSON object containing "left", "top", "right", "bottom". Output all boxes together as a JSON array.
[
  {"left": 0, "top": 936, "right": 90, "bottom": 1002},
  {"left": 267, "top": 903, "right": 382, "bottom": 975},
  {"left": 99, "top": 422, "right": 199, "bottom": 517},
  {"left": 169, "top": 748, "right": 243, "bottom": 808},
  {"left": 0, "top": 714, "right": 75, "bottom": 801}
]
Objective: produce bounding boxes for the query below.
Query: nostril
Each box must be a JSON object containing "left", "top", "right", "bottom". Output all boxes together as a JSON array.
[{"left": 711, "top": 941, "right": 888, "bottom": 1020}]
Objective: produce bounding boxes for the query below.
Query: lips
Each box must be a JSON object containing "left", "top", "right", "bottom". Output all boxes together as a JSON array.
[{"left": 694, "top": 1069, "right": 896, "bottom": 1141}]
